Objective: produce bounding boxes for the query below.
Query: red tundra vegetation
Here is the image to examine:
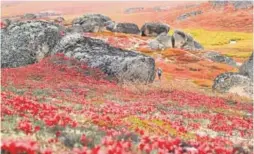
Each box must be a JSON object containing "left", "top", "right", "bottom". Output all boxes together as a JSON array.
[{"left": 1, "top": 54, "right": 253, "bottom": 154}]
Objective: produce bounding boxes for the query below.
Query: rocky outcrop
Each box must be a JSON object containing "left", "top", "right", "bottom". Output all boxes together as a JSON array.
[
  {"left": 239, "top": 53, "right": 253, "bottom": 80},
  {"left": 72, "top": 14, "right": 112, "bottom": 33},
  {"left": 203, "top": 51, "right": 237, "bottom": 67},
  {"left": 177, "top": 10, "right": 202, "bottom": 21},
  {"left": 173, "top": 30, "right": 203, "bottom": 51},
  {"left": 212, "top": 72, "right": 253, "bottom": 98},
  {"left": 209, "top": 1, "right": 253, "bottom": 9},
  {"left": 52, "top": 33, "right": 155, "bottom": 83},
  {"left": 22, "top": 13, "right": 37, "bottom": 20},
  {"left": 124, "top": 7, "right": 144, "bottom": 14},
  {"left": 106, "top": 22, "right": 140, "bottom": 34},
  {"left": 148, "top": 33, "right": 173, "bottom": 50},
  {"left": 1, "top": 21, "right": 63, "bottom": 68},
  {"left": 141, "top": 22, "right": 170, "bottom": 37}
]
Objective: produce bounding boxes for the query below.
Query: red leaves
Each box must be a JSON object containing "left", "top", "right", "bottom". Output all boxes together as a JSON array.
[
  {"left": 1, "top": 139, "right": 38, "bottom": 154},
  {"left": 1, "top": 54, "right": 253, "bottom": 153},
  {"left": 17, "top": 119, "right": 33, "bottom": 134}
]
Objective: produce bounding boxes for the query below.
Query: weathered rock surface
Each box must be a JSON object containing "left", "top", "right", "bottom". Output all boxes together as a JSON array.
[
  {"left": 173, "top": 30, "right": 203, "bottom": 51},
  {"left": 203, "top": 51, "right": 237, "bottom": 67},
  {"left": 177, "top": 10, "right": 203, "bottom": 21},
  {"left": 141, "top": 22, "right": 170, "bottom": 37},
  {"left": 239, "top": 53, "right": 253, "bottom": 80},
  {"left": 22, "top": 13, "right": 37, "bottom": 20},
  {"left": 124, "top": 7, "right": 144, "bottom": 14},
  {"left": 209, "top": 1, "right": 253, "bottom": 10},
  {"left": 52, "top": 33, "right": 155, "bottom": 83},
  {"left": 72, "top": 14, "right": 112, "bottom": 33},
  {"left": 1, "top": 21, "right": 63, "bottom": 68},
  {"left": 148, "top": 33, "right": 173, "bottom": 50},
  {"left": 107, "top": 22, "right": 140, "bottom": 34},
  {"left": 212, "top": 72, "right": 253, "bottom": 98}
]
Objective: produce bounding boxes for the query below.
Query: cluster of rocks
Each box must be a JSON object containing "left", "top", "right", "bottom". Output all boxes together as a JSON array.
[
  {"left": 1, "top": 15, "right": 156, "bottom": 83},
  {"left": 69, "top": 14, "right": 170, "bottom": 37},
  {"left": 209, "top": 0, "right": 253, "bottom": 10},
  {"left": 22, "top": 13, "right": 37, "bottom": 20},
  {"left": 153, "top": 6, "right": 169, "bottom": 12},
  {"left": 124, "top": 7, "right": 144, "bottom": 14},
  {"left": 2, "top": 12, "right": 251, "bottom": 92},
  {"left": 213, "top": 53, "right": 253, "bottom": 97},
  {"left": 177, "top": 10, "right": 203, "bottom": 21},
  {"left": 37, "top": 10, "right": 62, "bottom": 18},
  {"left": 148, "top": 29, "right": 203, "bottom": 51}
]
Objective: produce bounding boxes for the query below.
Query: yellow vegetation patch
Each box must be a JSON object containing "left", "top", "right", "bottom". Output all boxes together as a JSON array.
[
  {"left": 169, "top": 29, "right": 253, "bottom": 60},
  {"left": 126, "top": 116, "right": 196, "bottom": 140},
  {"left": 183, "top": 29, "right": 252, "bottom": 46}
]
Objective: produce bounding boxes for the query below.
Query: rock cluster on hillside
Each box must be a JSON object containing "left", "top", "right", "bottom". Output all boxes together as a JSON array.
[
  {"left": 177, "top": 10, "right": 203, "bottom": 21},
  {"left": 148, "top": 29, "right": 203, "bottom": 51},
  {"left": 213, "top": 53, "right": 253, "bottom": 97},
  {"left": 209, "top": 1, "right": 253, "bottom": 10}
]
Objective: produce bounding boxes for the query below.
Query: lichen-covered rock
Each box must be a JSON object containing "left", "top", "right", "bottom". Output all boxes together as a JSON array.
[
  {"left": 212, "top": 72, "right": 253, "bottom": 98},
  {"left": 53, "top": 33, "right": 155, "bottom": 83},
  {"left": 148, "top": 33, "right": 173, "bottom": 50},
  {"left": 203, "top": 51, "right": 237, "bottom": 67},
  {"left": 141, "top": 22, "right": 170, "bottom": 37},
  {"left": 72, "top": 14, "right": 112, "bottom": 33},
  {"left": 173, "top": 30, "right": 203, "bottom": 51},
  {"left": 239, "top": 53, "right": 253, "bottom": 80},
  {"left": 1, "top": 21, "right": 62, "bottom": 68},
  {"left": 107, "top": 22, "right": 140, "bottom": 34}
]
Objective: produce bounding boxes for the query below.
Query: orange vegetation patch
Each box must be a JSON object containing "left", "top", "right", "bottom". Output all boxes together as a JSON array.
[
  {"left": 156, "top": 58, "right": 236, "bottom": 86},
  {"left": 161, "top": 48, "right": 186, "bottom": 57},
  {"left": 193, "top": 79, "right": 213, "bottom": 87}
]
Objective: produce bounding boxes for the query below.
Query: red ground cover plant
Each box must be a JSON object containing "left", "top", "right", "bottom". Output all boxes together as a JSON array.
[{"left": 1, "top": 54, "right": 253, "bottom": 154}]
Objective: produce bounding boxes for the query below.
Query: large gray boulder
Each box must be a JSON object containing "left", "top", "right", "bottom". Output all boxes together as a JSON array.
[
  {"left": 203, "top": 51, "right": 237, "bottom": 67},
  {"left": 173, "top": 30, "right": 203, "bottom": 51},
  {"left": 107, "top": 22, "right": 140, "bottom": 34},
  {"left": 1, "top": 21, "right": 63, "bottom": 68},
  {"left": 148, "top": 33, "right": 173, "bottom": 50},
  {"left": 239, "top": 53, "right": 253, "bottom": 80},
  {"left": 72, "top": 14, "right": 112, "bottom": 33},
  {"left": 141, "top": 22, "right": 170, "bottom": 37},
  {"left": 52, "top": 33, "right": 155, "bottom": 83},
  {"left": 212, "top": 72, "right": 253, "bottom": 98}
]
